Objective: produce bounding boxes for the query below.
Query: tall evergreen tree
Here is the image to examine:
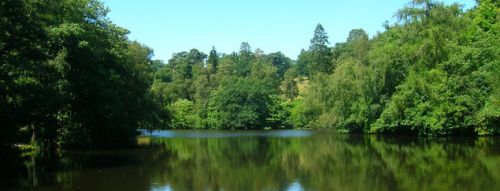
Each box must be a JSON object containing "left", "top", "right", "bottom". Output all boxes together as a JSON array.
[
  {"left": 207, "top": 46, "right": 219, "bottom": 72},
  {"left": 309, "top": 24, "right": 333, "bottom": 74}
]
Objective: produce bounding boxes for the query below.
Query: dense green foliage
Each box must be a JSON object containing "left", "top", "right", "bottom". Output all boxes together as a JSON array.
[
  {"left": 0, "top": 0, "right": 159, "bottom": 148},
  {"left": 151, "top": 43, "right": 290, "bottom": 129},
  {"left": 297, "top": 0, "right": 500, "bottom": 135},
  {"left": 153, "top": 0, "right": 499, "bottom": 135},
  {"left": 1, "top": 0, "right": 499, "bottom": 150}
]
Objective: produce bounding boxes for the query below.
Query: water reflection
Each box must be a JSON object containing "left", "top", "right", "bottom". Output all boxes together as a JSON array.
[
  {"left": 141, "top": 129, "right": 314, "bottom": 138},
  {"left": 2, "top": 130, "right": 500, "bottom": 191},
  {"left": 287, "top": 181, "right": 305, "bottom": 191}
]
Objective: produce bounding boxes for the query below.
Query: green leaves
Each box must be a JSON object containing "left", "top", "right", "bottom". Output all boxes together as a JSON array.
[
  {"left": 2, "top": 0, "right": 498, "bottom": 150},
  {"left": 299, "top": 0, "right": 499, "bottom": 136},
  {"left": 0, "top": 0, "right": 160, "bottom": 148},
  {"left": 207, "top": 77, "right": 275, "bottom": 129},
  {"left": 308, "top": 24, "right": 333, "bottom": 74},
  {"left": 150, "top": 42, "right": 294, "bottom": 130}
]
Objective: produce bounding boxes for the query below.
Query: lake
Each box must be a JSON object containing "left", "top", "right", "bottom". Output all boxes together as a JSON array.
[{"left": 2, "top": 130, "right": 500, "bottom": 191}]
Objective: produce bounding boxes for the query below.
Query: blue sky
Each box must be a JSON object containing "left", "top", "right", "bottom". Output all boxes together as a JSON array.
[{"left": 102, "top": 0, "right": 476, "bottom": 61}]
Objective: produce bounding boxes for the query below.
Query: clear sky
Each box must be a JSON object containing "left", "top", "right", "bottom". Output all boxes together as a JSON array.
[{"left": 102, "top": 0, "right": 476, "bottom": 61}]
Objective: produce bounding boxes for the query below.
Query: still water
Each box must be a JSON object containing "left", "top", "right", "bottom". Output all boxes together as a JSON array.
[{"left": 2, "top": 130, "right": 500, "bottom": 191}]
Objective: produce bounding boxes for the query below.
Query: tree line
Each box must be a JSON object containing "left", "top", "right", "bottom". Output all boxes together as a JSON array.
[{"left": 1, "top": 0, "right": 499, "bottom": 149}]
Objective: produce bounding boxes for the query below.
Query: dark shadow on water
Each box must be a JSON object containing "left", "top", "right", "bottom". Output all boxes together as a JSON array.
[{"left": 2, "top": 130, "right": 500, "bottom": 191}]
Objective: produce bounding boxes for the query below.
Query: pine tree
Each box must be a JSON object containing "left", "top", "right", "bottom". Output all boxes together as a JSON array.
[
  {"left": 207, "top": 46, "right": 219, "bottom": 72},
  {"left": 309, "top": 24, "right": 333, "bottom": 74}
]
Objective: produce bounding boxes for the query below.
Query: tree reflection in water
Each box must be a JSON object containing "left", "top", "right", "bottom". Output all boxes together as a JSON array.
[{"left": 2, "top": 130, "right": 500, "bottom": 191}]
